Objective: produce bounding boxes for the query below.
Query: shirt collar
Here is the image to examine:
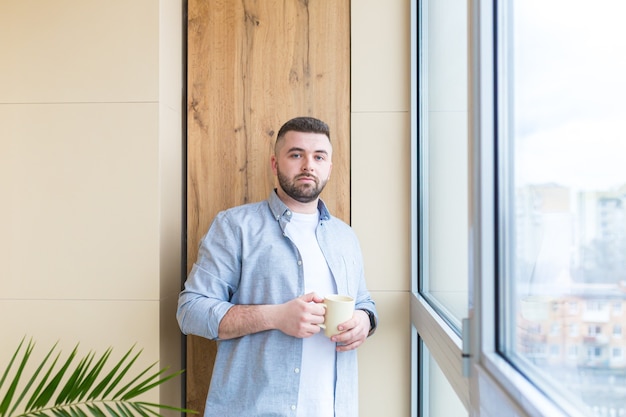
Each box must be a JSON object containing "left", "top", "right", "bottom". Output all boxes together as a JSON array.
[{"left": 268, "top": 189, "right": 331, "bottom": 222}]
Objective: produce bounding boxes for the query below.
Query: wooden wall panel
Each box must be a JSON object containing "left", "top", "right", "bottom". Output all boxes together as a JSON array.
[{"left": 186, "top": 0, "right": 350, "bottom": 413}]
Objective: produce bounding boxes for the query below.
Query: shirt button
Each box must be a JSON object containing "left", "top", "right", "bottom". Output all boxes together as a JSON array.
[
  {"left": 297, "top": 260, "right": 302, "bottom": 266},
  {"left": 286, "top": 210, "right": 292, "bottom": 216},
  {"left": 294, "top": 368, "right": 300, "bottom": 373},
  {"left": 291, "top": 405, "right": 296, "bottom": 411}
]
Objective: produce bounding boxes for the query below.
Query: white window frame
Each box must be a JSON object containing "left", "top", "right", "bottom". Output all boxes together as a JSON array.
[
  {"left": 409, "top": 0, "right": 469, "bottom": 412},
  {"left": 411, "top": 0, "right": 611, "bottom": 416},
  {"left": 466, "top": 1, "right": 599, "bottom": 416}
]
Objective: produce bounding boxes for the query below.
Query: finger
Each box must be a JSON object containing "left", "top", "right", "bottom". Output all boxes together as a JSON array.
[
  {"left": 336, "top": 339, "right": 362, "bottom": 352},
  {"left": 300, "top": 292, "right": 317, "bottom": 302},
  {"left": 301, "top": 292, "right": 325, "bottom": 303}
]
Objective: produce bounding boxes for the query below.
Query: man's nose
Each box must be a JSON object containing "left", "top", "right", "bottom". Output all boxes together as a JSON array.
[{"left": 302, "top": 156, "right": 315, "bottom": 172}]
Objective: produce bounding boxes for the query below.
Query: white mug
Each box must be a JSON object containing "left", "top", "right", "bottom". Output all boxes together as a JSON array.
[{"left": 319, "top": 294, "right": 355, "bottom": 337}]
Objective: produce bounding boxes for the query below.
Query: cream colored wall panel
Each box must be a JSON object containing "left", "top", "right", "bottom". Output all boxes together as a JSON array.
[
  {"left": 351, "top": 0, "right": 410, "bottom": 113},
  {"left": 351, "top": 112, "right": 411, "bottom": 291},
  {"left": 159, "top": 104, "right": 183, "bottom": 297},
  {"left": 0, "top": 0, "right": 158, "bottom": 103},
  {"left": 0, "top": 299, "right": 162, "bottom": 402},
  {"left": 0, "top": 103, "right": 160, "bottom": 300},
  {"left": 159, "top": 0, "right": 183, "bottom": 111},
  {"left": 358, "top": 291, "right": 411, "bottom": 417}
]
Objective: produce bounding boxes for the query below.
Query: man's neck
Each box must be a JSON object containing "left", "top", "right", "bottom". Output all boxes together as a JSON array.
[{"left": 276, "top": 188, "right": 319, "bottom": 214}]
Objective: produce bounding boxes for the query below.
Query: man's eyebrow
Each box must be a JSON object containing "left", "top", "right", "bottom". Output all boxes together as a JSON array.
[{"left": 286, "top": 147, "right": 329, "bottom": 155}]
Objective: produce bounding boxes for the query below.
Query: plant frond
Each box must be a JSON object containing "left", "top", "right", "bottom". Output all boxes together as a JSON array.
[
  {"left": 30, "top": 346, "right": 79, "bottom": 411},
  {"left": 0, "top": 337, "right": 34, "bottom": 417},
  {"left": 74, "top": 350, "right": 112, "bottom": 403},
  {"left": 134, "top": 402, "right": 197, "bottom": 415},
  {"left": 102, "top": 403, "right": 120, "bottom": 417},
  {"left": 110, "top": 362, "right": 157, "bottom": 401},
  {"left": 0, "top": 337, "right": 28, "bottom": 395},
  {"left": 86, "top": 348, "right": 131, "bottom": 401},
  {"left": 100, "top": 351, "right": 142, "bottom": 401},
  {"left": 9, "top": 341, "right": 58, "bottom": 417},
  {"left": 1, "top": 340, "right": 194, "bottom": 417},
  {"left": 84, "top": 404, "right": 105, "bottom": 417},
  {"left": 120, "top": 369, "right": 184, "bottom": 402},
  {"left": 54, "top": 352, "right": 93, "bottom": 406},
  {"left": 25, "top": 351, "right": 62, "bottom": 412}
]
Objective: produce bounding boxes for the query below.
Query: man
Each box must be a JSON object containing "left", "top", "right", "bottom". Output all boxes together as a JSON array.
[{"left": 177, "top": 116, "right": 377, "bottom": 417}]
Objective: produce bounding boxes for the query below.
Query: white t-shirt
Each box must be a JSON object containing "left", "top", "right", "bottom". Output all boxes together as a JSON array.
[{"left": 285, "top": 212, "right": 337, "bottom": 417}]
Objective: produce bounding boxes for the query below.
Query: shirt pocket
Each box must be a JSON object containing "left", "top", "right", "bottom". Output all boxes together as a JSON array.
[{"left": 334, "top": 255, "right": 360, "bottom": 298}]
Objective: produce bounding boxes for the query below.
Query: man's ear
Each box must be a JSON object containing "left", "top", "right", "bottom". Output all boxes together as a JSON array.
[{"left": 270, "top": 154, "right": 278, "bottom": 175}]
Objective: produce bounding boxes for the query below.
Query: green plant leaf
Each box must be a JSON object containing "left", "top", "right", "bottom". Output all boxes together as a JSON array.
[
  {"left": 111, "top": 362, "right": 157, "bottom": 401},
  {"left": 86, "top": 348, "right": 128, "bottom": 401},
  {"left": 8, "top": 340, "right": 59, "bottom": 417},
  {"left": 74, "top": 350, "right": 111, "bottom": 403},
  {"left": 0, "top": 338, "right": 28, "bottom": 397},
  {"left": 54, "top": 352, "right": 92, "bottom": 406},
  {"left": 25, "top": 351, "right": 62, "bottom": 412},
  {"left": 84, "top": 404, "right": 105, "bottom": 417},
  {"left": 101, "top": 351, "right": 142, "bottom": 401},
  {"left": 0, "top": 338, "right": 35, "bottom": 417},
  {"left": 102, "top": 403, "right": 120, "bottom": 417},
  {"left": 31, "top": 346, "right": 79, "bottom": 411},
  {"left": 0, "top": 340, "right": 196, "bottom": 417}
]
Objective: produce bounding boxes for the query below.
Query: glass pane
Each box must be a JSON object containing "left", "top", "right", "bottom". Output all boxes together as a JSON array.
[
  {"left": 420, "top": 340, "right": 468, "bottom": 417},
  {"left": 501, "top": 0, "right": 626, "bottom": 414},
  {"left": 419, "top": 0, "right": 469, "bottom": 331}
]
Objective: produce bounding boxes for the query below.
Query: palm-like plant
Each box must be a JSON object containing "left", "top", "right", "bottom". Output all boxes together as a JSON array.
[{"left": 0, "top": 338, "right": 196, "bottom": 417}]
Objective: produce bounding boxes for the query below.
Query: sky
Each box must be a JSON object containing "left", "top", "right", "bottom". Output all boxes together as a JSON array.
[{"left": 512, "top": 0, "right": 626, "bottom": 191}]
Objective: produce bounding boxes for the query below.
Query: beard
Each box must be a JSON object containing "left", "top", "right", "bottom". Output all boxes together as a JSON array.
[{"left": 276, "top": 168, "right": 328, "bottom": 204}]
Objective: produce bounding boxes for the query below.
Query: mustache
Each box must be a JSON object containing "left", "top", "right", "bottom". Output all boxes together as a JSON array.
[{"left": 295, "top": 174, "right": 318, "bottom": 181}]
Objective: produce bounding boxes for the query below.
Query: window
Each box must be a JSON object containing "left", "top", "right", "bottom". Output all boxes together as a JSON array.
[
  {"left": 612, "top": 324, "right": 622, "bottom": 338},
  {"left": 416, "top": 0, "right": 469, "bottom": 332},
  {"left": 414, "top": 0, "right": 626, "bottom": 416},
  {"left": 495, "top": 0, "right": 626, "bottom": 415},
  {"left": 612, "top": 301, "right": 622, "bottom": 316},
  {"left": 411, "top": 0, "right": 470, "bottom": 415}
]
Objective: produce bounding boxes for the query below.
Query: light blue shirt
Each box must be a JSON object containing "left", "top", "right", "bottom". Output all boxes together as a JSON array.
[{"left": 177, "top": 190, "right": 377, "bottom": 417}]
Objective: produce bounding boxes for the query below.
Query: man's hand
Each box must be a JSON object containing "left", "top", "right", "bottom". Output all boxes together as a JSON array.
[
  {"left": 329, "top": 309, "right": 370, "bottom": 352},
  {"left": 274, "top": 292, "right": 326, "bottom": 338},
  {"left": 217, "top": 292, "right": 325, "bottom": 340}
]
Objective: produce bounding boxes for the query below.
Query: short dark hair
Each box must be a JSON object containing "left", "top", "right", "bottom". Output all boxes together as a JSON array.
[{"left": 276, "top": 117, "right": 331, "bottom": 146}]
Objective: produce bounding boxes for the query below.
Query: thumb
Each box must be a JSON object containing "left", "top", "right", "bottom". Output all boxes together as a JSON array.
[{"left": 302, "top": 292, "right": 324, "bottom": 303}]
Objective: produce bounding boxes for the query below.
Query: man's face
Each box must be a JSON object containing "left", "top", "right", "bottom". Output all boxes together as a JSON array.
[{"left": 271, "top": 130, "right": 333, "bottom": 204}]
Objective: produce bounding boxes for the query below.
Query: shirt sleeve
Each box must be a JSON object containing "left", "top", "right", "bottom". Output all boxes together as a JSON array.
[{"left": 176, "top": 211, "right": 241, "bottom": 340}]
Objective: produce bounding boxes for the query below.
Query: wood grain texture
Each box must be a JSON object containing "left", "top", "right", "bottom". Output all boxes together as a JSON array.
[{"left": 186, "top": 0, "right": 350, "bottom": 413}]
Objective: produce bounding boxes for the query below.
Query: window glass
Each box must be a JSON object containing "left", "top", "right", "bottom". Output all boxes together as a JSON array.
[
  {"left": 500, "top": 0, "right": 626, "bottom": 414},
  {"left": 420, "top": 340, "right": 468, "bottom": 417},
  {"left": 419, "top": 0, "right": 468, "bottom": 331}
]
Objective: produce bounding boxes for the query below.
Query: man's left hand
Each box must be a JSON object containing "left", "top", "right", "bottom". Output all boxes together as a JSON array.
[{"left": 330, "top": 310, "right": 371, "bottom": 352}]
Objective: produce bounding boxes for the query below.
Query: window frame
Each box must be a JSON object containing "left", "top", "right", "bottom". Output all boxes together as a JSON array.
[
  {"left": 467, "top": 1, "right": 602, "bottom": 416},
  {"left": 412, "top": 0, "right": 616, "bottom": 416},
  {"left": 410, "top": 0, "right": 469, "bottom": 413}
]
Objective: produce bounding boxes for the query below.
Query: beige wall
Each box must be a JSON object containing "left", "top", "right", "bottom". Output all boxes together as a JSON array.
[
  {"left": 0, "top": 0, "right": 182, "bottom": 408},
  {"left": 352, "top": 0, "right": 412, "bottom": 416},
  {"left": 0, "top": 0, "right": 410, "bottom": 415}
]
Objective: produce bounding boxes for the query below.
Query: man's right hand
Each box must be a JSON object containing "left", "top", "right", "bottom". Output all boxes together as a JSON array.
[
  {"left": 274, "top": 292, "right": 326, "bottom": 338},
  {"left": 217, "top": 292, "right": 326, "bottom": 340}
]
